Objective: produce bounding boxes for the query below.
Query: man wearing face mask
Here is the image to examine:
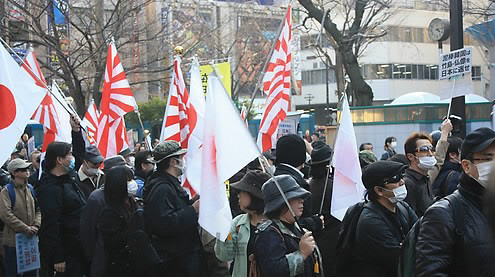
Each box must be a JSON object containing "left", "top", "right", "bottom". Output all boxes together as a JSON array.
[
  {"left": 75, "top": 146, "right": 105, "bottom": 200},
  {"left": 354, "top": 160, "right": 418, "bottom": 277},
  {"left": 416, "top": 127, "right": 495, "bottom": 276},
  {"left": 143, "top": 141, "right": 202, "bottom": 276},
  {"left": 37, "top": 116, "right": 88, "bottom": 276},
  {"left": 403, "top": 132, "right": 437, "bottom": 217}
]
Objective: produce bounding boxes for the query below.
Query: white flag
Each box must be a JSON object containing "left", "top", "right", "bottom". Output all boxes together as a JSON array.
[
  {"left": 197, "top": 75, "right": 260, "bottom": 240},
  {"left": 184, "top": 58, "right": 205, "bottom": 193},
  {"left": 50, "top": 82, "right": 72, "bottom": 143},
  {"left": 0, "top": 43, "right": 45, "bottom": 166},
  {"left": 331, "top": 96, "right": 365, "bottom": 221}
]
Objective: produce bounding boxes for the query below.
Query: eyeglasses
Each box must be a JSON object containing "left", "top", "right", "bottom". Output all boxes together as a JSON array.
[
  {"left": 416, "top": 145, "right": 435, "bottom": 153},
  {"left": 471, "top": 158, "right": 493, "bottom": 162},
  {"left": 383, "top": 173, "right": 404, "bottom": 185}
]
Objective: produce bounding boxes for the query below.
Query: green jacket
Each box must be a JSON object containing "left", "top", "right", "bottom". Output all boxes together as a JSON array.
[{"left": 215, "top": 213, "right": 251, "bottom": 277}]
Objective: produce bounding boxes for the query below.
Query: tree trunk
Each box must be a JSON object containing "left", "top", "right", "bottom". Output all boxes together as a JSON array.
[
  {"left": 342, "top": 48, "right": 373, "bottom": 106},
  {"left": 335, "top": 50, "right": 345, "bottom": 101}
]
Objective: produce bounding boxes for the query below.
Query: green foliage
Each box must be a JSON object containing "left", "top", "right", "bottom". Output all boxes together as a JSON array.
[{"left": 125, "top": 97, "right": 166, "bottom": 125}]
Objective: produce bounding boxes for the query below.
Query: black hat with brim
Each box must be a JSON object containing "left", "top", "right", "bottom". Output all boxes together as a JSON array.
[
  {"left": 230, "top": 170, "right": 271, "bottom": 200},
  {"left": 262, "top": 175, "right": 311, "bottom": 215},
  {"left": 361, "top": 160, "right": 408, "bottom": 191}
]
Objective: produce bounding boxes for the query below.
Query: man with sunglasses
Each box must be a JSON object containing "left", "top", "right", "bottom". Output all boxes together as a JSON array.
[
  {"left": 353, "top": 160, "right": 418, "bottom": 277},
  {"left": 416, "top": 128, "right": 495, "bottom": 276},
  {"left": 403, "top": 132, "right": 438, "bottom": 217}
]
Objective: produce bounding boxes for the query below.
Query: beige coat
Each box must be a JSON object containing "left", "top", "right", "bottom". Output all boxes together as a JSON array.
[{"left": 0, "top": 183, "right": 41, "bottom": 247}]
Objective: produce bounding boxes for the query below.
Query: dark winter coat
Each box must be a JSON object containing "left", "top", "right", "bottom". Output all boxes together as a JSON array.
[
  {"left": 75, "top": 169, "right": 105, "bottom": 200},
  {"left": 80, "top": 189, "right": 106, "bottom": 277},
  {"left": 143, "top": 170, "right": 202, "bottom": 276},
  {"left": 37, "top": 172, "right": 87, "bottom": 264},
  {"left": 431, "top": 160, "right": 461, "bottom": 198},
  {"left": 403, "top": 168, "right": 434, "bottom": 217},
  {"left": 98, "top": 205, "right": 135, "bottom": 277},
  {"left": 254, "top": 219, "right": 317, "bottom": 277},
  {"left": 416, "top": 173, "right": 495, "bottom": 277},
  {"left": 309, "top": 176, "right": 341, "bottom": 277},
  {"left": 354, "top": 201, "right": 418, "bottom": 277}
]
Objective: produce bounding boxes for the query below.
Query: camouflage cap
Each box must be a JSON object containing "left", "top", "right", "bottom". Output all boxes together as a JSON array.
[
  {"left": 149, "top": 141, "right": 187, "bottom": 164},
  {"left": 359, "top": 150, "right": 378, "bottom": 166}
]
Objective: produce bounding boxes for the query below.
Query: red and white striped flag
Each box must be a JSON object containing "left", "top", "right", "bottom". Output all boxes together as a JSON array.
[
  {"left": 81, "top": 99, "right": 100, "bottom": 145},
  {"left": 240, "top": 105, "right": 248, "bottom": 128},
  {"left": 22, "top": 49, "right": 62, "bottom": 152},
  {"left": 97, "top": 42, "right": 136, "bottom": 158},
  {"left": 256, "top": 5, "right": 292, "bottom": 152},
  {"left": 159, "top": 56, "right": 197, "bottom": 148}
]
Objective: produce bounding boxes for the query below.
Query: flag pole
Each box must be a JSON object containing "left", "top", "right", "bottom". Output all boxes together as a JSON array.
[
  {"left": 258, "top": 155, "right": 325, "bottom": 276},
  {"left": 246, "top": 2, "right": 293, "bottom": 116},
  {"left": 318, "top": 92, "right": 345, "bottom": 214}
]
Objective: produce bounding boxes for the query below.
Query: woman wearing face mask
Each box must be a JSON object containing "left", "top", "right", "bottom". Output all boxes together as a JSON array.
[
  {"left": 381, "top": 137, "right": 398, "bottom": 161},
  {"left": 354, "top": 161, "right": 418, "bottom": 277},
  {"left": 214, "top": 170, "right": 271, "bottom": 277},
  {"left": 37, "top": 117, "right": 89, "bottom": 277},
  {"left": 254, "top": 175, "right": 318, "bottom": 277},
  {"left": 97, "top": 166, "right": 140, "bottom": 277}
]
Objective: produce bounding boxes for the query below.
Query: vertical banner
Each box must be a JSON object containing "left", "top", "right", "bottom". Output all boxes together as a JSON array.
[
  {"left": 127, "top": 129, "right": 135, "bottom": 152},
  {"left": 16, "top": 234, "right": 40, "bottom": 273},
  {"left": 200, "top": 62, "right": 231, "bottom": 96},
  {"left": 27, "top": 137, "right": 36, "bottom": 157}
]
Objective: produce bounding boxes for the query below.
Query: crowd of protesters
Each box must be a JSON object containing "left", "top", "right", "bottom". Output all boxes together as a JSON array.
[{"left": 0, "top": 115, "right": 494, "bottom": 277}]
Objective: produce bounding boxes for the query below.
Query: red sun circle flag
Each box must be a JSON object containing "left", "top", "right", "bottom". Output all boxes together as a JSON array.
[{"left": 0, "top": 85, "right": 16, "bottom": 130}]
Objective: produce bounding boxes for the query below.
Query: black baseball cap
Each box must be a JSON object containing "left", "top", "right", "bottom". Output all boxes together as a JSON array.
[
  {"left": 461, "top": 128, "right": 495, "bottom": 160},
  {"left": 84, "top": 146, "right": 104, "bottom": 164}
]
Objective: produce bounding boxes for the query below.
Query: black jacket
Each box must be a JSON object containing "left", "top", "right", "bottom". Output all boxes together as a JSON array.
[
  {"left": 143, "top": 170, "right": 201, "bottom": 271},
  {"left": 275, "top": 164, "right": 322, "bottom": 233},
  {"left": 309, "top": 176, "right": 341, "bottom": 277},
  {"left": 432, "top": 160, "right": 461, "bottom": 197},
  {"left": 254, "top": 219, "right": 317, "bottom": 277},
  {"left": 37, "top": 172, "right": 87, "bottom": 263},
  {"left": 354, "top": 201, "right": 418, "bottom": 277},
  {"left": 416, "top": 173, "right": 495, "bottom": 277},
  {"left": 98, "top": 205, "right": 135, "bottom": 277},
  {"left": 403, "top": 168, "right": 434, "bottom": 217}
]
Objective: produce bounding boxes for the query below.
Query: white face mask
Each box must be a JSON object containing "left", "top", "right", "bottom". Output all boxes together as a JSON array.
[
  {"left": 173, "top": 157, "right": 185, "bottom": 173},
  {"left": 383, "top": 185, "right": 408, "bottom": 204},
  {"left": 128, "top": 156, "right": 135, "bottom": 168},
  {"left": 390, "top": 141, "right": 397, "bottom": 149},
  {"left": 474, "top": 161, "right": 494, "bottom": 187},
  {"left": 127, "top": 179, "right": 138, "bottom": 196},
  {"left": 86, "top": 167, "right": 99, "bottom": 176},
  {"left": 417, "top": 156, "right": 437, "bottom": 170}
]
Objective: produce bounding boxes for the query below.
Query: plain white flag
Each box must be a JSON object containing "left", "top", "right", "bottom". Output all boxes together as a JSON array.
[
  {"left": 330, "top": 96, "right": 365, "bottom": 220},
  {"left": 197, "top": 75, "right": 260, "bottom": 240}
]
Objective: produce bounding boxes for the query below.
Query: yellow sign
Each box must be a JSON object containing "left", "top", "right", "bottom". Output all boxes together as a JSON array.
[{"left": 200, "top": 62, "right": 231, "bottom": 96}]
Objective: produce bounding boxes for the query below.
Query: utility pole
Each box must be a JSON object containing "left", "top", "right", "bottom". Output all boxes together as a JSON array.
[
  {"left": 305, "top": 93, "right": 314, "bottom": 111},
  {"left": 449, "top": 0, "right": 466, "bottom": 138},
  {"left": 325, "top": 57, "right": 330, "bottom": 125}
]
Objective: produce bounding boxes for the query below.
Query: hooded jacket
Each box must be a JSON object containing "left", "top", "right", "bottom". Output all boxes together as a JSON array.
[{"left": 416, "top": 173, "right": 495, "bottom": 277}]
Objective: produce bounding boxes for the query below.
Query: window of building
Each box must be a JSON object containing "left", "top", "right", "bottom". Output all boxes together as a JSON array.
[{"left": 472, "top": 66, "right": 482, "bottom": 81}]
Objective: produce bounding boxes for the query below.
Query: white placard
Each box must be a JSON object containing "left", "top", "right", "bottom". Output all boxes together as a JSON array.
[
  {"left": 27, "top": 137, "right": 35, "bottom": 157},
  {"left": 15, "top": 233, "right": 40, "bottom": 273},
  {"left": 439, "top": 47, "right": 472, "bottom": 80}
]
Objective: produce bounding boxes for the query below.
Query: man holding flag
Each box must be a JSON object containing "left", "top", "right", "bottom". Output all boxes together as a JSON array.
[{"left": 142, "top": 141, "right": 202, "bottom": 276}]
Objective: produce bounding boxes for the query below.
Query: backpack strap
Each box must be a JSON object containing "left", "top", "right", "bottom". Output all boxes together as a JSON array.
[
  {"left": 6, "top": 183, "right": 15, "bottom": 210},
  {"left": 444, "top": 193, "right": 466, "bottom": 276}
]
